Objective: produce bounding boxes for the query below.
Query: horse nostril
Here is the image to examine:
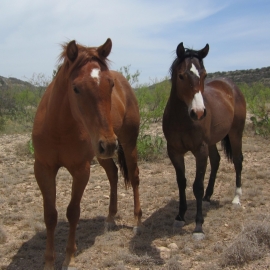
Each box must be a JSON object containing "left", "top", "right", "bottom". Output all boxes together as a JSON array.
[
  {"left": 190, "top": 109, "right": 197, "bottom": 120},
  {"left": 99, "top": 140, "right": 105, "bottom": 154},
  {"left": 203, "top": 108, "right": 207, "bottom": 117}
]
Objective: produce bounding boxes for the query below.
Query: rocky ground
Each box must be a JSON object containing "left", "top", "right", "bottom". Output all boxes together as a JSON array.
[{"left": 0, "top": 123, "right": 270, "bottom": 269}]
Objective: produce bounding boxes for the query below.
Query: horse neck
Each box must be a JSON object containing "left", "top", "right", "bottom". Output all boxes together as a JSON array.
[{"left": 168, "top": 80, "right": 187, "bottom": 109}]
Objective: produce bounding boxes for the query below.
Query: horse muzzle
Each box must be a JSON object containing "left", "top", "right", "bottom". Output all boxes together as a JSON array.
[
  {"left": 97, "top": 138, "right": 118, "bottom": 159},
  {"left": 190, "top": 108, "right": 207, "bottom": 121}
]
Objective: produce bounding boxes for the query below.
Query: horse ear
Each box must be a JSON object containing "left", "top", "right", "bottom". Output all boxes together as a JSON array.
[
  {"left": 97, "top": 38, "right": 112, "bottom": 58},
  {"left": 176, "top": 42, "right": 185, "bottom": 59},
  {"left": 66, "top": 40, "right": 78, "bottom": 62},
  {"left": 198, "top": 44, "right": 209, "bottom": 59}
]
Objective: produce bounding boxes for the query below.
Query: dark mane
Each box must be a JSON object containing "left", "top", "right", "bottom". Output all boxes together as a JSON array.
[
  {"left": 58, "top": 42, "right": 110, "bottom": 75},
  {"left": 169, "top": 48, "right": 204, "bottom": 80}
]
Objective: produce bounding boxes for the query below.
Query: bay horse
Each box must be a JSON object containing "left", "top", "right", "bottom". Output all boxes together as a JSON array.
[
  {"left": 162, "top": 42, "right": 246, "bottom": 239},
  {"left": 32, "top": 38, "right": 142, "bottom": 269}
]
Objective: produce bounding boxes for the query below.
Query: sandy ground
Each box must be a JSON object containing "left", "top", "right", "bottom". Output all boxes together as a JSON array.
[{"left": 0, "top": 122, "right": 270, "bottom": 269}]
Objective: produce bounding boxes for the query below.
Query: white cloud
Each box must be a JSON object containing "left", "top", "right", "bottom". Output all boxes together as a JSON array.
[{"left": 0, "top": 0, "right": 269, "bottom": 84}]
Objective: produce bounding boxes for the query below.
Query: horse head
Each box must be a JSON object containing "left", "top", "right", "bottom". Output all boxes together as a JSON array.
[
  {"left": 172, "top": 42, "right": 209, "bottom": 121},
  {"left": 61, "top": 38, "right": 118, "bottom": 158}
]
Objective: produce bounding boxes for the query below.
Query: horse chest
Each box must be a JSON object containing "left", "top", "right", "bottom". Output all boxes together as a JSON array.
[{"left": 164, "top": 121, "right": 207, "bottom": 152}]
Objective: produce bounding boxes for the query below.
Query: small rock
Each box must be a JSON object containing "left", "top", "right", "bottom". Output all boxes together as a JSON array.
[
  {"left": 156, "top": 246, "right": 171, "bottom": 259},
  {"left": 168, "top": 243, "right": 178, "bottom": 250}
]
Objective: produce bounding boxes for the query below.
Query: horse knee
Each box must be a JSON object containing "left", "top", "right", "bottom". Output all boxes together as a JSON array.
[
  {"left": 44, "top": 207, "right": 58, "bottom": 229},
  {"left": 193, "top": 181, "right": 204, "bottom": 198},
  {"left": 66, "top": 203, "right": 80, "bottom": 224}
]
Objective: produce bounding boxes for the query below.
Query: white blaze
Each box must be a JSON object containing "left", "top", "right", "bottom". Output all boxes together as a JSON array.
[
  {"left": 190, "top": 63, "right": 200, "bottom": 78},
  {"left": 189, "top": 91, "right": 205, "bottom": 113},
  {"left": 90, "top": 68, "right": 100, "bottom": 85}
]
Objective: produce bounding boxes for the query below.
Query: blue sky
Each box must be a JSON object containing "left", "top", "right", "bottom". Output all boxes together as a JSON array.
[{"left": 1, "top": 0, "right": 270, "bottom": 85}]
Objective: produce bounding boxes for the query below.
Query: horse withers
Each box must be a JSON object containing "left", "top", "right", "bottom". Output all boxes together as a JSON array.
[
  {"left": 162, "top": 42, "right": 246, "bottom": 239},
  {"left": 32, "top": 38, "right": 142, "bottom": 269}
]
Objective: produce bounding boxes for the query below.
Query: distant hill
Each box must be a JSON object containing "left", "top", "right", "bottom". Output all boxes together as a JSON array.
[
  {"left": 0, "top": 76, "right": 34, "bottom": 90},
  {"left": 207, "top": 66, "right": 270, "bottom": 85},
  {"left": 1, "top": 66, "right": 270, "bottom": 91},
  {"left": 148, "top": 66, "right": 270, "bottom": 90}
]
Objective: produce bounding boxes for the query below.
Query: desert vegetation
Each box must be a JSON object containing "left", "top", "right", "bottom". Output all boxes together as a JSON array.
[{"left": 0, "top": 67, "right": 270, "bottom": 269}]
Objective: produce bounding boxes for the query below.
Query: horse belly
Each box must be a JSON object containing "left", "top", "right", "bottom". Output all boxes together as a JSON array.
[{"left": 208, "top": 101, "right": 234, "bottom": 144}]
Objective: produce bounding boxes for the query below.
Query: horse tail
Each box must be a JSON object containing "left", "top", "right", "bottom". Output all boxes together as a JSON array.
[
  {"left": 117, "top": 143, "right": 129, "bottom": 188},
  {"left": 221, "top": 134, "right": 233, "bottom": 163}
]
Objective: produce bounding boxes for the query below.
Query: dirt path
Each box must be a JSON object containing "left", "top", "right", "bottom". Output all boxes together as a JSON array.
[{"left": 0, "top": 128, "right": 270, "bottom": 269}]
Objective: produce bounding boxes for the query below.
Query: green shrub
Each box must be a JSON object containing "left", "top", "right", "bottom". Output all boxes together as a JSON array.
[
  {"left": 135, "top": 79, "right": 170, "bottom": 160},
  {"left": 28, "top": 139, "right": 35, "bottom": 156},
  {"left": 240, "top": 83, "right": 270, "bottom": 137},
  {"left": 0, "top": 73, "right": 48, "bottom": 134}
]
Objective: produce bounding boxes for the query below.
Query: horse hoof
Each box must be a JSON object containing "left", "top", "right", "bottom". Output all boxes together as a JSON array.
[
  {"left": 133, "top": 226, "right": 143, "bottom": 235},
  {"left": 232, "top": 202, "right": 241, "bottom": 209},
  {"left": 232, "top": 197, "right": 241, "bottom": 207},
  {"left": 104, "top": 221, "right": 116, "bottom": 231},
  {"left": 202, "top": 200, "right": 210, "bottom": 207},
  {"left": 173, "top": 220, "right": 185, "bottom": 228},
  {"left": 203, "top": 196, "right": 211, "bottom": 203},
  {"left": 192, "top": 232, "right": 205, "bottom": 241}
]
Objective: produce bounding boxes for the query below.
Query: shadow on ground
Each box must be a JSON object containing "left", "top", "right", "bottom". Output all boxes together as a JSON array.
[
  {"left": 6, "top": 216, "right": 107, "bottom": 270},
  {"left": 6, "top": 199, "right": 222, "bottom": 269},
  {"left": 129, "top": 198, "right": 222, "bottom": 264}
]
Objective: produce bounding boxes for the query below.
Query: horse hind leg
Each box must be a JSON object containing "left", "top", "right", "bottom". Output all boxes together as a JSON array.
[
  {"left": 97, "top": 158, "right": 119, "bottom": 230},
  {"left": 34, "top": 160, "right": 58, "bottom": 270},
  {"left": 119, "top": 142, "right": 142, "bottom": 233},
  {"left": 203, "top": 144, "right": 220, "bottom": 202},
  {"left": 225, "top": 132, "right": 244, "bottom": 206}
]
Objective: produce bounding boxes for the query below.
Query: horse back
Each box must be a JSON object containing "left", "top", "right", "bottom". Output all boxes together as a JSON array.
[
  {"left": 205, "top": 77, "right": 246, "bottom": 116},
  {"left": 204, "top": 78, "right": 246, "bottom": 143}
]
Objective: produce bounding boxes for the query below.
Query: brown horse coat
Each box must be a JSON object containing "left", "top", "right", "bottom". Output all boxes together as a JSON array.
[
  {"left": 32, "top": 39, "right": 142, "bottom": 269},
  {"left": 163, "top": 42, "right": 246, "bottom": 239}
]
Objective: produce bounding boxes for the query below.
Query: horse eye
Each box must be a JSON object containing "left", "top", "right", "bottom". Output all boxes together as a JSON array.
[
  {"left": 179, "top": 74, "right": 184, "bottom": 80},
  {"left": 73, "top": 86, "right": 79, "bottom": 94}
]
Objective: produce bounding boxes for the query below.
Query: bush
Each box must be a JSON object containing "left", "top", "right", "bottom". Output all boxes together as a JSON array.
[
  {"left": 119, "top": 66, "right": 170, "bottom": 161},
  {"left": 240, "top": 82, "right": 270, "bottom": 137},
  {"left": 135, "top": 80, "right": 170, "bottom": 161},
  {"left": 220, "top": 220, "right": 270, "bottom": 266},
  {"left": 0, "top": 73, "right": 49, "bottom": 134}
]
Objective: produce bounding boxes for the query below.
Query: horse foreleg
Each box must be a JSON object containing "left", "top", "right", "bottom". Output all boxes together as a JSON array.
[
  {"left": 97, "top": 158, "right": 118, "bottom": 230},
  {"left": 203, "top": 144, "right": 220, "bottom": 202},
  {"left": 167, "top": 146, "right": 187, "bottom": 227},
  {"left": 34, "top": 160, "right": 58, "bottom": 270},
  {"left": 63, "top": 165, "right": 90, "bottom": 268},
  {"left": 193, "top": 144, "right": 208, "bottom": 239}
]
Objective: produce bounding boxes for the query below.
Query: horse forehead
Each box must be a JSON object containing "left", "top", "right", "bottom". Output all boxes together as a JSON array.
[
  {"left": 81, "top": 62, "right": 101, "bottom": 83},
  {"left": 83, "top": 62, "right": 100, "bottom": 73},
  {"left": 187, "top": 59, "right": 203, "bottom": 76}
]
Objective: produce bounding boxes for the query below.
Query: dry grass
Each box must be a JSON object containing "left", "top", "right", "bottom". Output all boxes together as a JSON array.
[
  {"left": 0, "top": 226, "right": 7, "bottom": 244},
  {"left": 0, "top": 128, "right": 270, "bottom": 269},
  {"left": 220, "top": 218, "right": 270, "bottom": 267},
  {"left": 165, "top": 256, "right": 182, "bottom": 270}
]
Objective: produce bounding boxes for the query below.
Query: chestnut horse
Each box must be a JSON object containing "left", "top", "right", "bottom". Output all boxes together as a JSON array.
[
  {"left": 162, "top": 42, "right": 246, "bottom": 239},
  {"left": 32, "top": 38, "right": 142, "bottom": 269}
]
